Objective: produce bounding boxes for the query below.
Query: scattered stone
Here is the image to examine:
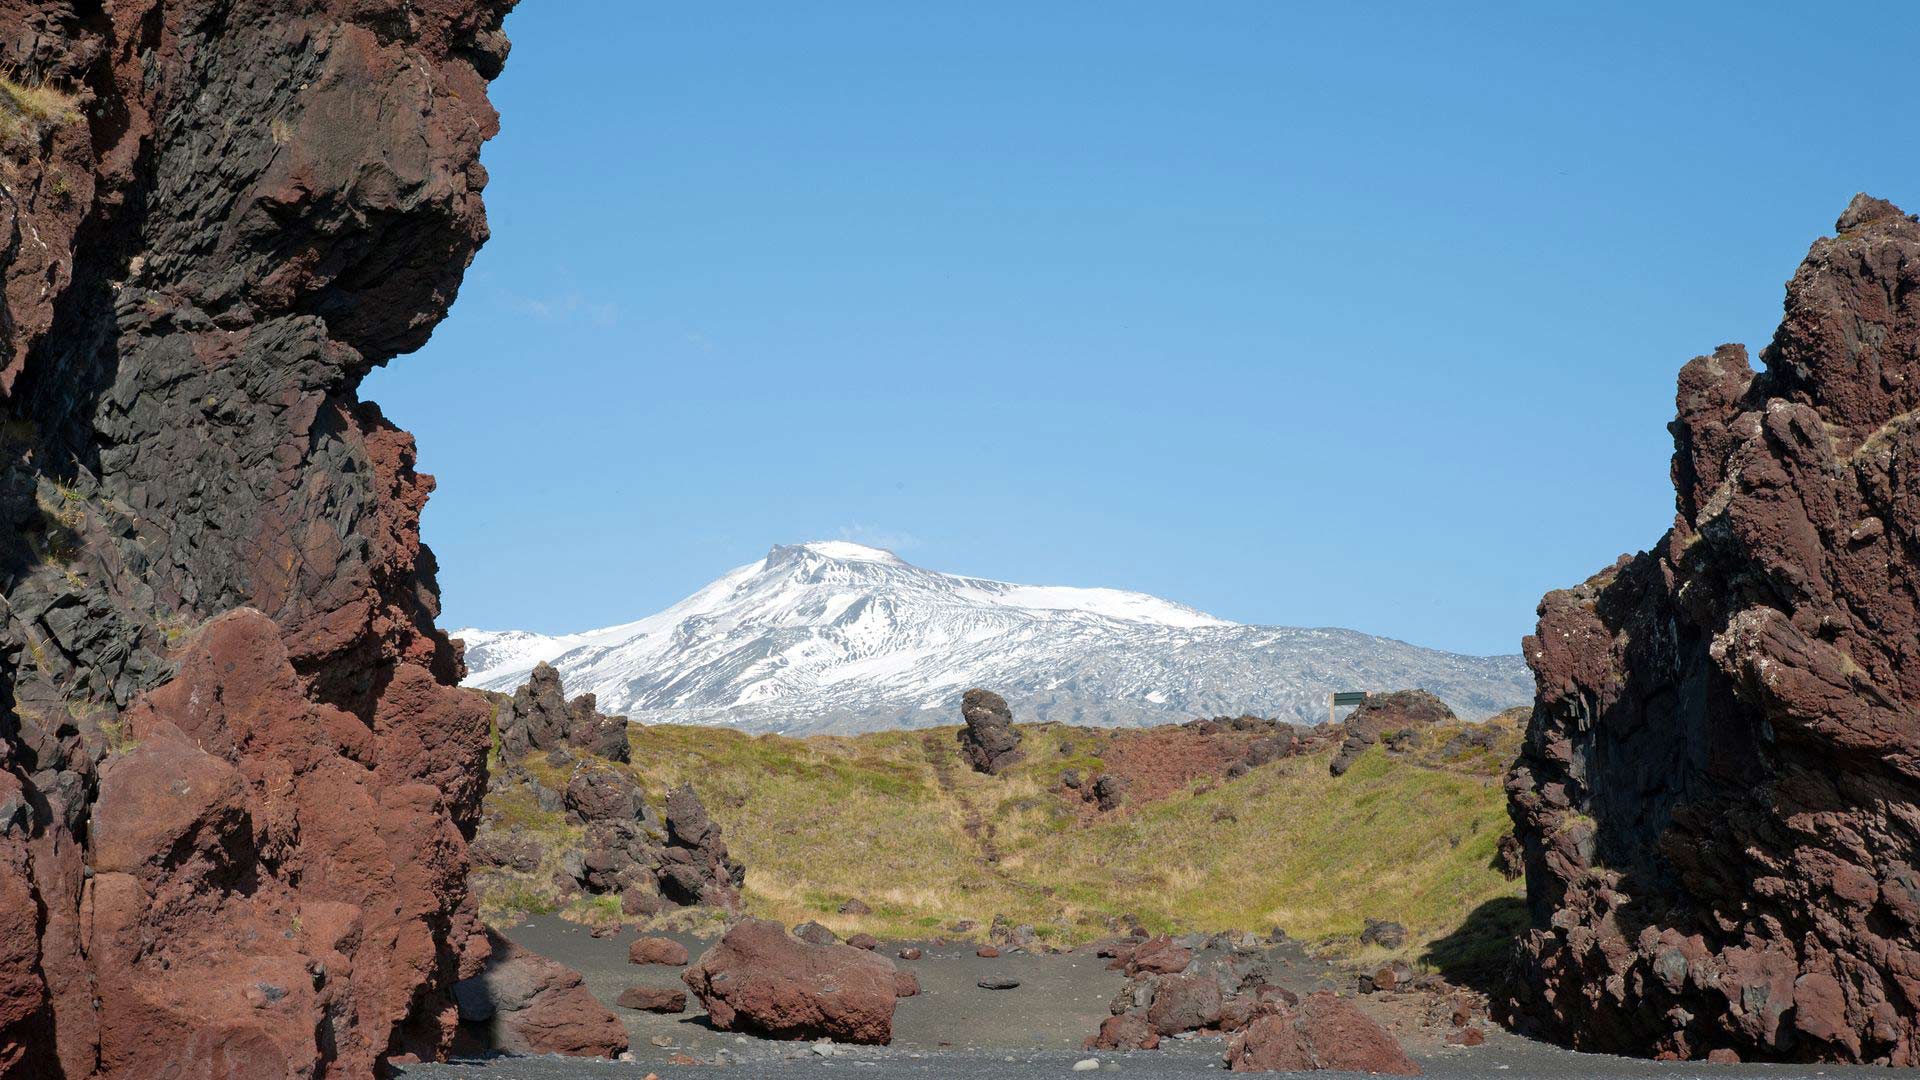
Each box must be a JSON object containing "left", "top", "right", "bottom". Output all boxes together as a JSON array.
[
  {"left": 1085, "top": 1013, "right": 1160, "bottom": 1052},
  {"left": 629, "top": 936, "right": 691, "bottom": 967},
  {"left": 976, "top": 977, "right": 1022, "bottom": 991},
  {"left": 1092, "top": 773, "right": 1128, "bottom": 812},
  {"left": 976, "top": 946, "right": 1001, "bottom": 959},
  {"left": 839, "top": 898, "right": 873, "bottom": 915},
  {"left": 893, "top": 971, "right": 920, "bottom": 998},
  {"left": 794, "top": 921, "right": 840, "bottom": 946},
  {"left": 847, "top": 933, "right": 879, "bottom": 951},
  {"left": 1358, "top": 918, "right": 1408, "bottom": 950},
  {"left": 1073, "top": 1059, "right": 1101, "bottom": 1072},
  {"left": 616, "top": 986, "right": 688, "bottom": 1014},
  {"left": 897, "top": 947, "right": 923, "bottom": 961}
]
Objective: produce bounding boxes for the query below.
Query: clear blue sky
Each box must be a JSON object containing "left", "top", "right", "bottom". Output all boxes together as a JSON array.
[{"left": 366, "top": 2, "right": 1918, "bottom": 657}]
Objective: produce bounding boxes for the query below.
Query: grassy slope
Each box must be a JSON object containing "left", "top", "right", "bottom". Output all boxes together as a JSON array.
[{"left": 610, "top": 718, "right": 1523, "bottom": 957}]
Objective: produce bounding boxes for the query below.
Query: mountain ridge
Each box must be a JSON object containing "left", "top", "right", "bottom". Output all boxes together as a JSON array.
[{"left": 457, "top": 542, "right": 1531, "bottom": 734}]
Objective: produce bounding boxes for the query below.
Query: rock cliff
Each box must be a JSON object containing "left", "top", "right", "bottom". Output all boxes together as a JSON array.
[
  {"left": 0, "top": 1, "right": 529, "bottom": 1076},
  {"left": 1508, "top": 195, "right": 1920, "bottom": 1065}
]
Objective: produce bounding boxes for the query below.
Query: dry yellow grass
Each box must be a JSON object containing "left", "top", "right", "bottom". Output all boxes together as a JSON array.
[{"left": 601, "top": 719, "right": 1523, "bottom": 958}]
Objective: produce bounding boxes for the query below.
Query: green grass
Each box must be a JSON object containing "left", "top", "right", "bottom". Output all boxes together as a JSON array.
[{"left": 582, "top": 719, "right": 1526, "bottom": 958}]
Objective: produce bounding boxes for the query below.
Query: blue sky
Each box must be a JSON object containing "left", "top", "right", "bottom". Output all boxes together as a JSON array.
[{"left": 366, "top": 2, "right": 1918, "bottom": 657}]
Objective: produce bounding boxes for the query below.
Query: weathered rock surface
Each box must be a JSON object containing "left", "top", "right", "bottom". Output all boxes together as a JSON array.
[
  {"left": 454, "top": 931, "right": 627, "bottom": 1059},
  {"left": 469, "top": 667, "right": 744, "bottom": 917},
  {"left": 1508, "top": 196, "right": 1920, "bottom": 1066},
  {"left": 682, "top": 920, "right": 899, "bottom": 1044},
  {"left": 1329, "top": 690, "right": 1455, "bottom": 776},
  {"left": 628, "top": 937, "right": 690, "bottom": 967},
  {"left": 0, "top": 3, "right": 544, "bottom": 1074},
  {"left": 957, "top": 687, "right": 1023, "bottom": 774},
  {"left": 498, "top": 662, "right": 630, "bottom": 763},
  {"left": 1223, "top": 991, "right": 1420, "bottom": 1075}
]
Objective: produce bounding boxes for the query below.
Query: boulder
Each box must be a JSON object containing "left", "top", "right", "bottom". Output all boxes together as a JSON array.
[
  {"left": 455, "top": 931, "right": 628, "bottom": 1059},
  {"left": 957, "top": 688, "right": 1023, "bottom": 774},
  {"left": 1086, "top": 1013, "right": 1161, "bottom": 1051},
  {"left": 1092, "top": 773, "right": 1129, "bottom": 812},
  {"left": 839, "top": 898, "right": 873, "bottom": 915},
  {"left": 1359, "top": 918, "right": 1408, "bottom": 950},
  {"left": 629, "top": 937, "right": 691, "bottom": 967},
  {"left": 1145, "top": 974, "right": 1224, "bottom": 1036},
  {"left": 794, "top": 921, "right": 840, "bottom": 946},
  {"left": 1223, "top": 992, "right": 1420, "bottom": 1075},
  {"left": 1125, "top": 936, "right": 1193, "bottom": 976},
  {"left": 682, "top": 920, "right": 898, "bottom": 1044},
  {"left": 847, "top": 933, "right": 880, "bottom": 951},
  {"left": 616, "top": 986, "right": 688, "bottom": 1014},
  {"left": 893, "top": 971, "right": 920, "bottom": 998}
]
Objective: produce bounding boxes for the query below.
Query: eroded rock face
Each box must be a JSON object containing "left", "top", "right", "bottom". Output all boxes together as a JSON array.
[
  {"left": 1508, "top": 196, "right": 1920, "bottom": 1066},
  {"left": 499, "top": 662, "right": 630, "bottom": 763},
  {"left": 453, "top": 931, "right": 627, "bottom": 1059},
  {"left": 957, "top": 687, "right": 1023, "bottom": 774},
  {"left": 0, "top": 2, "right": 525, "bottom": 1075}
]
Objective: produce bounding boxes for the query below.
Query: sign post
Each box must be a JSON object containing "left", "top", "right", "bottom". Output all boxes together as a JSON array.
[{"left": 1329, "top": 691, "right": 1370, "bottom": 726}]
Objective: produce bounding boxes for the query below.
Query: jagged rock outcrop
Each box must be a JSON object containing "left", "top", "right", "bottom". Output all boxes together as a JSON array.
[
  {"left": 497, "top": 661, "right": 630, "bottom": 763},
  {"left": 1508, "top": 196, "right": 1920, "bottom": 1066},
  {"left": 0, "top": 2, "right": 571, "bottom": 1076},
  {"left": 472, "top": 665, "right": 744, "bottom": 917},
  {"left": 957, "top": 687, "right": 1023, "bottom": 774}
]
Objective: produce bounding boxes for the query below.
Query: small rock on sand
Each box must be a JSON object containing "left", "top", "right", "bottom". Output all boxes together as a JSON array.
[
  {"left": 977, "top": 976, "right": 1021, "bottom": 990},
  {"left": 1073, "top": 1060, "right": 1101, "bottom": 1072}
]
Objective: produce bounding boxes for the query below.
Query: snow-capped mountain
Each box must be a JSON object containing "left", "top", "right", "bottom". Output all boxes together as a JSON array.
[{"left": 455, "top": 541, "right": 1532, "bottom": 735}]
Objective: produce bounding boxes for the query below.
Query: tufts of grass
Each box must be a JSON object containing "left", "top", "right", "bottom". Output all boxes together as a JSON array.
[
  {"left": 0, "top": 77, "right": 80, "bottom": 154},
  {"left": 611, "top": 719, "right": 1522, "bottom": 957}
]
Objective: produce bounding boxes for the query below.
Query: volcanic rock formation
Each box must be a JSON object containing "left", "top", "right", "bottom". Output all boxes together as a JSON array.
[
  {"left": 0, "top": 2, "right": 574, "bottom": 1076},
  {"left": 1508, "top": 195, "right": 1920, "bottom": 1065},
  {"left": 958, "top": 687, "right": 1023, "bottom": 774}
]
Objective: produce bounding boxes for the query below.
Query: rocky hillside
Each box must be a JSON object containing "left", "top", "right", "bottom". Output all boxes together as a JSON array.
[
  {"left": 458, "top": 540, "right": 1532, "bottom": 733},
  {"left": 479, "top": 673, "right": 1529, "bottom": 964},
  {"left": 0, "top": 3, "right": 544, "bottom": 1077},
  {"left": 1509, "top": 196, "right": 1920, "bottom": 1066}
]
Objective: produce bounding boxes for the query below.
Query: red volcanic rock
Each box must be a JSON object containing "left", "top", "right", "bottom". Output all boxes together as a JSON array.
[
  {"left": 1086, "top": 1012, "right": 1161, "bottom": 1051},
  {"left": 1508, "top": 197, "right": 1920, "bottom": 1066},
  {"left": 616, "top": 986, "right": 688, "bottom": 1014},
  {"left": 1124, "top": 935, "right": 1193, "bottom": 976},
  {"left": 897, "top": 947, "right": 923, "bottom": 961},
  {"left": 976, "top": 946, "right": 1001, "bottom": 959},
  {"left": 629, "top": 936, "right": 691, "bottom": 967},
  {"left": 893, "top": 971, "right": 921, "bottom": 998},
  {"left": 848, "top": 933, "right": 880, "bottom": 951},
  {"left": 682, "top": 920, "right": 899, "bottom": 1044},
  {"left": 1145, "top": 974, "right": 1224, "bottom": 1036},
  {"left": 455, "top": 931, "right": 627, "bottom": 1058},
  {"left": 1223, "top": 992, "right": 1420, "bottom": 1075},
  {"left": 0, "top": 1, "right": 586, "bottom": 1075}
]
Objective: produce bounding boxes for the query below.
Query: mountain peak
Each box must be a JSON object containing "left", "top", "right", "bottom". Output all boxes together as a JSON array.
[
  {"left": 774, "top": 540, "right": 906, "bottom": 565},
  {"left": 460, "top": 544, "right": 1532, "bottom": 734}
]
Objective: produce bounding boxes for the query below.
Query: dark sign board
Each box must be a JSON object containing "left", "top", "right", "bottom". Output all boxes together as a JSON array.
[{"left": 1330, "top": 692, "right": 1370, "bottom": 707}]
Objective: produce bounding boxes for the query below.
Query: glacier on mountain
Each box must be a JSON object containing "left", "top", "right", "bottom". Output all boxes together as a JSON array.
[{"left": 456, "top": 542, "right": 1531, "bottom": 735}]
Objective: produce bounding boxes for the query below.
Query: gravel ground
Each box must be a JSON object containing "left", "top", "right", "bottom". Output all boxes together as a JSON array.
[{"left": 398, "top": 918, "right": 1885, "bottom": 1080}]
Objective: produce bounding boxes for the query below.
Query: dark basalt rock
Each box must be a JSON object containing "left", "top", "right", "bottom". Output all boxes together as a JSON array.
[
  {"left": 1508, "top": 196, "right": 1920, "bottom": 1066},
  {"left": 499, "top": 661, "right": 631, "bottom": 763},
  {"left": 0, "top": 2, "right": 612, "bottom": 1076},
  {"left": 957, "top": 687, "right": 1023, "bottom": 774}
]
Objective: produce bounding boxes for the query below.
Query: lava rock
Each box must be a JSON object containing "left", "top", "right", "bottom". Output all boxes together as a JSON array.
[
  {"left": 681, "top": 920, "right": 898, "bottom": 1044},
  {"left": 957, "top": 688, "right": 1024, "bottom": 774},
  {"left": 616, "top": 986, "right": 688, "bottom": 1014},
  {"left": 1223, "top": 991, "right": 1420, "bottom": 1075},
  {"left": 1508, "top": 196, "right": 1920, "bottom": 1065},
  {"left": 456, "top": 931, "right": 629, "bottom": 1059},
  {"left": 1330, "top": 691, "right": 1454, "bottom": 776},
  {"left": 629, "top": 937, "right": 691, "bottom": 967}
]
